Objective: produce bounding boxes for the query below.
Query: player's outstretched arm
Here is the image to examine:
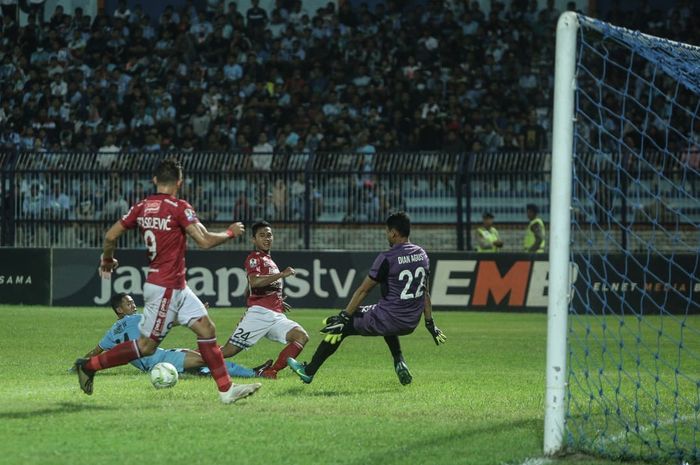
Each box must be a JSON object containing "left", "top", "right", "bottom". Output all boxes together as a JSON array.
[
  {"left": 321, "top": 276, "right": 378, "bottom": 339},
  {"left": 423, "top": 290, "right": 434, "bottom": 321},
  {"left": 100, "top": 221, "right": 127, "bottom": 278},
  {"left": 186, "top": 222, "right": 244, "bottom": 249},
  {"left": 343, "top": 276, "right": 377, "bottom": 316},
  {"left": 423, "top": 291, "right": 446, "bottom": 345}
]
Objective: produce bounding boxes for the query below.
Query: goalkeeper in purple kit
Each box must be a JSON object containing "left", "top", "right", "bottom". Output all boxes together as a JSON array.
[{"left": 288, "top": 212, "right": 446, "bottom": 385}]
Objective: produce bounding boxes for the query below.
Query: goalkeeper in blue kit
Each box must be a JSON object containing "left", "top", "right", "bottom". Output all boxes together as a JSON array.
[
  {"left": 288, "top": 212, "right": 446, "bottom": 385},
  {"left": 74, "top": 293, "right": 270, "bottom": 378}
]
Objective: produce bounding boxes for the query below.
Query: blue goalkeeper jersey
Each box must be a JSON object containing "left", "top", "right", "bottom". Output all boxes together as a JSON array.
[{"left": 98, "top": 314, "right": 186, "bottom": 373}]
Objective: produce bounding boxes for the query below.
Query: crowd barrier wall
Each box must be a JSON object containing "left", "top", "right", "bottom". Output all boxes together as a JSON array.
[{"left": 3, "top": 151, "right": 696, "bottom": 252}]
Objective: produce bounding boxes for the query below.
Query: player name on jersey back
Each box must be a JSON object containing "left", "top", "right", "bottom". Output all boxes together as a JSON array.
[
  {"left": 397, "top": 253, "right": 426, "bottom": 264},
  {"left": 137, "top": 216, "right": 172, "bottom": 230},
  {"left": 120, "top": 194, "right": 200, "bottom": 289}
]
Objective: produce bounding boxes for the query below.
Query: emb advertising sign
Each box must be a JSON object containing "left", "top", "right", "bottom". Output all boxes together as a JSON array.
[{"left": 48, "top": 250, "right": 699, "bottom": 314}]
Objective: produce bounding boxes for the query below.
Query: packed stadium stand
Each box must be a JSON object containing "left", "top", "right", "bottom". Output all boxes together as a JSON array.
[{"left": 0, "top": 0, "right": 698, "bottom": 250}]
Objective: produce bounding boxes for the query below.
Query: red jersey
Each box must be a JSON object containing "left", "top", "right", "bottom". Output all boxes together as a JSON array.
[
  {"left": 120, "top": 193, "right": 200, "bottom": 289},
  {"left": 245, "top": 250, "right": 284, "bottom": 313}
]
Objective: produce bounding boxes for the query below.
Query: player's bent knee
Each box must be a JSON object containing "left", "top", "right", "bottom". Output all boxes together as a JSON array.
[
  {"left": 298, "top": 333, "right": 309, "bottom": 345},
  {"left": 190, "top": 315, "right": 217, "bottom": 339},
  {"left": 138, "top": 337, "right": 158, "bottom": 356},
  {"left": 289, "top": 328, "right": 309, "bottom": 346},
  {"left": 221, "top": 342, "right": 241, "bottom": 358}
]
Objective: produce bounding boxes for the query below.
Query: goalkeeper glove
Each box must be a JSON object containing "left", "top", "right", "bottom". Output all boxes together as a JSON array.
[
  {"left": 320, "top": 310, "right": 351, "bottom": 334},
  {"left": 425, "top": 319, "right": 447, "bottom": 345},
  {"left": 323, "top": 333, "right": 343, "bottom": 345}
]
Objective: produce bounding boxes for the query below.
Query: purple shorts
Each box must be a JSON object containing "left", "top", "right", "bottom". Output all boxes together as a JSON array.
[{"left": 351, "top": 304, "right": 418, "bottom": 336}]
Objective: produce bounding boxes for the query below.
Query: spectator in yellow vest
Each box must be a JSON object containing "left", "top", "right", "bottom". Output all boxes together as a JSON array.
[
  {"left": 523, "top": 204, "right": 546, "bottom": 253},
  {"left": 475, "top": 212, "right": 503, "bottom": 252}
]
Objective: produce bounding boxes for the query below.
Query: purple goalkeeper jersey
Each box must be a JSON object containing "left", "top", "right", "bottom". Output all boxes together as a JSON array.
[{"left": 360, "top": 242, "right": 429, "bottom": 333}]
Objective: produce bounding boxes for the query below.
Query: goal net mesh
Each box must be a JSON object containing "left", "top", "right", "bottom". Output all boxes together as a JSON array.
[{"left": 566, "top": 15, "right": 700, "bottom": 462}]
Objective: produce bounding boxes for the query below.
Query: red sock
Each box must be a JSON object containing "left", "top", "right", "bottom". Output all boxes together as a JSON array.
[
  {"left": 85, "top": 340, "right": 141, "bottom": 371},
  {"left": 271, "top": 341, "right": 304, "bottom": 372},
  {"left": 198, "top": 338, "right": 232, "bottom": 392}
]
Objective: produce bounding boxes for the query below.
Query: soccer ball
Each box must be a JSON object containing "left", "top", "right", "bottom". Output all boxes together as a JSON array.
[{"left": 150, "top": 362, "right": 178, "bottom": 389}]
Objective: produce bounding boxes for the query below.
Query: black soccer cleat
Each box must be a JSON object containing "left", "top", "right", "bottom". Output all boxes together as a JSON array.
[
  {"left": 74, "top": 358, "right": 95, "bottom": 395},
  {"left": 252, "top": 359, "right": 274, "bottom": 377},
  {"left": 395, "top": 361, "right": 413, "bottom": 386}
]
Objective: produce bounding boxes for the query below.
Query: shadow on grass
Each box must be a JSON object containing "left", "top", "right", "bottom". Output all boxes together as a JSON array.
[
  {"left": 61, "top": 370, "right": 134, "bottom": 377},
  {"left": 280, "top": 386, "right": 401, "bottom": 397},
  {"left": 347, "top": 417, "right": 542, "bottom": 465},
  {"left": 0, "top": 402, "right": 116, "bottom": 420}
]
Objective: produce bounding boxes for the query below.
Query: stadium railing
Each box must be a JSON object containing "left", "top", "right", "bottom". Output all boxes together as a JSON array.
[{"left": 0, "top": 150, "right": 694, "bottom": 251}]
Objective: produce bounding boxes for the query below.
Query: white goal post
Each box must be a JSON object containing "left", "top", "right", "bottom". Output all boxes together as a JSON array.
[
  {"left": 544, "top": 9, "right": 700, "bottom": 462},
  {"left": 544, "top": 11, "right": 578, "bottom": 456}
]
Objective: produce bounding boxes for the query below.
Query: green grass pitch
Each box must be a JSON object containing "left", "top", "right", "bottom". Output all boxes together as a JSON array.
[{"left": 0, "top": 306, "right": 653, "bottom": 465}]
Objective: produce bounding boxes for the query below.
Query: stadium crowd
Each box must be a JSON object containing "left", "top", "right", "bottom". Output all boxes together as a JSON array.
[{"left": 0, "top": 0, "right": 696, "bottom": 156}]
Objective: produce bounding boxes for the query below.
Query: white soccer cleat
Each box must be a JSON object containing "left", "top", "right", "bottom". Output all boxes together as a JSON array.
[{"left": 219, "top": 382, "right": 262, "bottom": 404}]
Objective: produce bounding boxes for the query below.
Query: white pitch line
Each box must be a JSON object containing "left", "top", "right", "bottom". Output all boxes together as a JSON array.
[
  {"left": 513, "top": 417, "right": 695, "bottom": 465},
  {"left": 516, "top": 457, "right": 554, "bottom": 465},
  {"left": 594, "top": 415, "right": 694, "bottom": 446}
]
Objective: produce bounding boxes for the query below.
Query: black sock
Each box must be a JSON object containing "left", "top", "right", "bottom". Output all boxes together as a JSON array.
[
  {"left": 384, "top": 335, "right": 404, "bottom": 364},
  {"left": 305, "top": 339, "right": 343, "bottom": 376}
]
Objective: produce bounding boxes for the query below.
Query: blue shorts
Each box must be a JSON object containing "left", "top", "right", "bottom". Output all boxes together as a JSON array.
[
  {"left": 351, "top": 304, "right": 417, "bottom": 337},
  {"left": 130, "top": 349, "right": 187, "bottom": 373}
]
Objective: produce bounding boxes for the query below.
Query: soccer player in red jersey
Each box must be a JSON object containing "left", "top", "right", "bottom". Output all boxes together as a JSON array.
[
  {"left": 220, "top": 221, "right": 308, "bottom": 379},
  {"left": 74, "top": 159, "right": 261, "bottom": 404}
]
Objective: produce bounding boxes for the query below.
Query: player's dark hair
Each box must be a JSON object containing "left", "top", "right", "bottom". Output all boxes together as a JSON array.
[
  {"left": 387, "top": 211, "right": 411, "bottom": 237},
  {"left": 526, "top": 203, "right": 538, "bottom": 214},
  {"left": 483, "top": 212, "right": 494, "bottom": 219},
  {"left": 110, "top": 293, "right": 128, "bottom": 315},
  {"left": 154, "top": 159, "right": 183, "bottom": 184},
  {"left": 251, "top": 220, "right": 272, "bottom": 237}
]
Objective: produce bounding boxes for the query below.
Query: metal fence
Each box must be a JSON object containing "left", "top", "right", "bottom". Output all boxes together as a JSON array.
[{"left": 0, "top": 151, "right": 696, "bottom": 252}]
